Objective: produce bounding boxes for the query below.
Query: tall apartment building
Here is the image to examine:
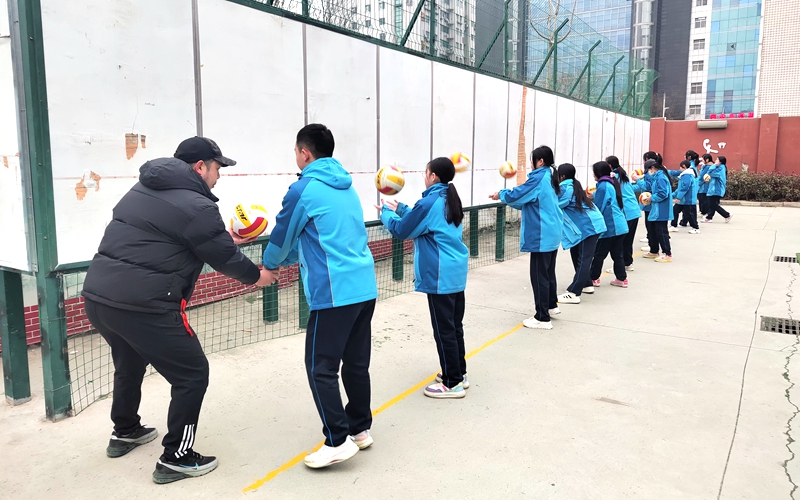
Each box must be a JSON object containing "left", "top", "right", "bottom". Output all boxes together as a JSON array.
[{"left": 757, "top": 0, "right": 800, "bottom": 117}]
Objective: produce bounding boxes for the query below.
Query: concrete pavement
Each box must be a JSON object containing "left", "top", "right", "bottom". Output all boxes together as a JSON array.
[{"left": 1, "top": 205, "right": 798, "bottom": 499}]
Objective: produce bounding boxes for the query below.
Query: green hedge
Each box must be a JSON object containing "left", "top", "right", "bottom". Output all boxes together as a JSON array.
[{"left": 725, "top": 171, "right": 800, "bottom": 202}]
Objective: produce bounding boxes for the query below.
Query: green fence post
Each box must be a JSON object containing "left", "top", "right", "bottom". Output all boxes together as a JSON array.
[
  {"left": 262, "top": 282, "right": 279, "bottom": 323},
  {"left": 302, "top": 0, "right": 309, "bottom": 16},
  {"left": 429, "top": 0, "right": 436, "bottom": 56},
  {"left": 17, "top": 0, "right": 72, "bottom": 420},
  {"left": 391, "top": 237, "right": 404, "bottom": 281},
  {"left": 469, "top": 210, "right": 479, "bottom": 257},
  {"left": 1, "top": 271, "right": 31, "bottom": 405},
  {"left": 495, "top": 207, "right": 506, "bottom": 262},
  {"left": 298, "top": 276, "right": 309, "bottom": 329}
]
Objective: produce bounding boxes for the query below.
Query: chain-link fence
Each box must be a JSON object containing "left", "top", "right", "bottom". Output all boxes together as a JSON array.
[
  {"left": 234, "top": 0, "right": 656, "bottom": 118},
  {"left": 59, "top": 204, "right": 520, "bottom": 414}
]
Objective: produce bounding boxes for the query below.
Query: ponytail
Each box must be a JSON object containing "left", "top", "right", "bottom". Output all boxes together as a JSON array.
[
  {"left": 531, "top": 145, "right": 560, "bottom": 195},
  {"left": 557, "top": 163, "right": 594, "bottom": 212},
  {"left": 605, "top": 155, "right": 630, "bottom": 184},
  {"left": 427, "top": 157, "right": 464, "bottom": 227}
]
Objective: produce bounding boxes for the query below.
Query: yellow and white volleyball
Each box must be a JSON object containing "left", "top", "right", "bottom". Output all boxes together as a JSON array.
[
  {"left": 703, "top": 173, "right": 711, "bottom": 182},
  {"left": 450, "top": 152, "right": 471, "bottom": 173},
  {"left": 375, "top": 165, "right": 405, "bottom": 195},
  {"left": 639, "top": 192, "right": 652, "bottom": 206},
  {"left": 499, "top": 161, "right": 517, "bottom": 179},
  {"left": 633, "top": 168, "right": 644, "bottom": 179},
  {"left": 230, "top": 204, "right": 269, "bottom": 239}
]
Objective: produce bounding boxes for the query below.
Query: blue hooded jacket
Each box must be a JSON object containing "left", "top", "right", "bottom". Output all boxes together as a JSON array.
[
  {"left": 263, "top": 157, "right": 378, "bottom": 311},
  {"left": 499, "top": 167, "right": 563, "bottom": 253},
  {"left": 631, "top": 171, "right": 653, "bottom": 212},
  {"left": 558, "top": 180, "right": 607, "bottom": 250},
  {"left": 380, "top": 183, "right": 468, "bottom": 294},
  {"left": 615, "top": 174, "right": 642, "bottom": 221},
  {"left": 647, "top": 170, "right": 674, "bottom": 222},
  {"left": 593, "top": 177, "right": 629, "bottom": 239},
  {"left": 698, "top": 163, "right": 712, "bottom": 194},
  {"left": 672, "top": 168, "right": 698, "bottom": 205},
  {"left": 706, "top": 164, "right": 727, "bottom": 197}
]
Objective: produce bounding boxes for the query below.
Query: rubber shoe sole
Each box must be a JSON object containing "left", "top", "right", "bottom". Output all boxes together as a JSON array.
[
  {"left": 106, "top": 428, "right": 158, "bottom": 458},
  {"left": 304, "top": 440, "right": 359, "bottom": 469},
  {"left": 352, "top": 432, "right": 374, "bottom": 450},
  {"left": 152, "top": 457, "right": 219, "bottom": 484}
]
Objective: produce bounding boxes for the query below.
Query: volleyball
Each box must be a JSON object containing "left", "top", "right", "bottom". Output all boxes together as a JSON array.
[
  {"left": 703, "top": 173, "right": 711, "bottom": 182},
  {"left": 639, "top": 192, "right": 652, "bottom": 206},
  {"left": 451, "top": 152, "right": 471, "bottom": 173},
  {"left": 499, "top": 161, "right": 516, "bottom": 179},
  {"left": 586, "top": 186, "right": 597, "bottom": 196},
  {"left": 231, "top": 204, "right": 269, "bottom": 238},
  {"left": 375, "top": 165, "right": 405, "bottom": 195},
  {"left": 634, "top": 168, "right": 644, "bottom": 178}
]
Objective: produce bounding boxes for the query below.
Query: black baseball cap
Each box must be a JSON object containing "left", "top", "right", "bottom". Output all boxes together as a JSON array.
[
  {"left": 174, "top": 136, "right": 236, "bottom": 166},
  {"left": 644, "top": 159, "right": 658, "bottom": 169}
]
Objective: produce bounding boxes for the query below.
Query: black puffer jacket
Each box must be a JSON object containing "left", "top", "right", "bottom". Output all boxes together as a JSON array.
[{"left": 82, "top": 158, "right": 260, "bottom": 313}]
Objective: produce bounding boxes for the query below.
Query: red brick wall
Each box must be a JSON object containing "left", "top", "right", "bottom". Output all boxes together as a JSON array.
[{"left": 4, "top": 236, "right": 412, "bottom": 350}]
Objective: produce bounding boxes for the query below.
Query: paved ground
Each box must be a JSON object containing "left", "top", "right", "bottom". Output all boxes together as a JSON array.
[{"left": 1, "top": 205, "right": 799, "bottom": 499}]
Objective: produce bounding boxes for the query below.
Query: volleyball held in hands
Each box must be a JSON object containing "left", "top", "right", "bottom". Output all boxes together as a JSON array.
[
  {"left": 451, "top": 152, "right": 471, "bottom": 173},
  {"left": 499, "top": 161, "right": 516, "bottom": 179},
  {"left": 375, "top": 165, "right": 405, "bottom": 195},
  {"left": 231, "top": 204, "right": 269, "bottom": 238},
  {"left": 639, "top": 192, "right": 652, "bottom": 205}
]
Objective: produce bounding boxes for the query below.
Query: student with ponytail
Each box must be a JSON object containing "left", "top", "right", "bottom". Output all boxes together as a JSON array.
[
  {"left": 555, "top": 163, "right": 606, "bottom": 304},
  {"left": 588, "top": 161, "right": 629, "bottom": 288},
  {"left": 703, "top": 155, "right": 732, "bottom": 223},
  {"left": 698, "top": 154, "right": 714, "bottom": 217},
  {"left": 379, "top": 157, "right": 469, "bottom": 399},
  {"left": 490, "top": 145, "right": 562, "bottom": 330},
  {"left": 606, "top": 155, "right": 641, "bottom": 270},
  {"left": 643, "top": 159, "right": 674, "bottom": 262},
  {"left": 633, "top": 151, "right": 661, "bottom": 250}
]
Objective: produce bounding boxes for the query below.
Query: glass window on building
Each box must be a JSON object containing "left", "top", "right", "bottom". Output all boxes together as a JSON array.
[
  {"left": 696, "top": 0, "right": 708, "bottom": 5},
  {"left": 691, "top": 82, "right": 703, "bottom": 94},
  {"left": 693, "top": 39, "right": 706, "bottom": 50},
  {"left": 689, "top": 105, "right": 702, "bottom": 114},
  {"left": 695, "top": 17, "right": 707, "bottom": 28},
  {"left": 692, "top": 60, "right": 704, "bottom": 71}
]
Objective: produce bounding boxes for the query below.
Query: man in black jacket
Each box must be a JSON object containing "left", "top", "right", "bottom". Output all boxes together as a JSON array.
[{"left": 82, "top": 136, "right": 275, "bottom": 484}]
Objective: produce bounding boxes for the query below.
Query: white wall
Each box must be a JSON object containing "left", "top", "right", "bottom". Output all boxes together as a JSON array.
[
  {"left": 26, "top": 0, "right": 650, "bottom": 265},
  {"left": 0, "top": 1, "right": 30, "bottom": 271}
]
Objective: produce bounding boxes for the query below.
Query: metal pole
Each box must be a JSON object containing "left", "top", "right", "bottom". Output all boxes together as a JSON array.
[
  {"left": 469, "top": 210, "right": 479, "bottom": 257},
  {"left": 477, "top": 0, "right": 512, "bottom": 70},
  {"left": 531, "top": 18, "right": 568, "bottom": 87},
  {"left": 391, "top": 237, "right": 404, "bottom": 281},
  {"left": 494, "top": 207, "right": 506, "bottom": 262},
  {"left": 401, "top": 0, "right": 428, "bottom": 47},
  {"left": 568, "top": 40, "right": 600, "bottom": 97},
  {"left": 16, "top": 0, "right": 72, "bottom": 420},
  {"left": 595, "top": 55, "right": 624, "bottom": 106},
  {"left": 429, "top": 0, "right": 436, "bottom": 56},
  {"left": 1, "top": 270, "right": 31, "bottom": 405},
  {"left": 503, "top": 0, "right": 509, "bottom": 76},
  {"left": 302, "top": 0, "right": 309, "bottom": 16},
  {"left": 619, "top": 67, "right": 644, "bottom": 112}
]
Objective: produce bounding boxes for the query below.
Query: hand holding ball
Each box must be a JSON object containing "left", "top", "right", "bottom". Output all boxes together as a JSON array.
[
  {"left": 639, "top": 192, "right": 652, "bottom": 206},
  {"left": 376, "top": 165, "right": 405, "bottom": 195},
  {"left": 499, "top": 161, "right": 516, "bottom": 179},
  {"left": 703, "top": 173, "right": 711, "bottom": 182},
  {"left": 231, "top": 204, "right": 269, "bottom": 238}
]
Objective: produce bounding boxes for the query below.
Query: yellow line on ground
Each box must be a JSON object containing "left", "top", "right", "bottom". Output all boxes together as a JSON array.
[{"left": 242, "top": 322, "right": 525, "bottom": 493}]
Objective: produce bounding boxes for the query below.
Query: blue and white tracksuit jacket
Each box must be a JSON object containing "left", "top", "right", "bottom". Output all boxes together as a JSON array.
[
  {"left": 263, "top": 157, "right": 378, "bottom": 311},
  {"left": 380, "top": 183, "right": 468, "bottom": 294},
  {"left": 498, "top": 166, "right": 563, "bottom": 253},
  {"left": 557, "top": 179, "right": 607, "bottom": 250},
  {"left": 647, "top": 170, "right": 674, "bottom": 222},
  {"left": 593, "top": 177, "right": 629, "bottom": 239}
]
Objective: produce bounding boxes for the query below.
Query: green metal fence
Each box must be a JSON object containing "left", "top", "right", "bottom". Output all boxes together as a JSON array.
[
  {"left": 227, "top": 0, "right": 657, "bottom": 119},
  {"left": 55, "top": 204, "right": 520, "bottom": 414}
]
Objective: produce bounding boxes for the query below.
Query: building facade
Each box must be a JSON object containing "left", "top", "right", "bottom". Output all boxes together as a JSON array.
[{"left": 757, "top": 0, "right": 800, "bottom": 117}]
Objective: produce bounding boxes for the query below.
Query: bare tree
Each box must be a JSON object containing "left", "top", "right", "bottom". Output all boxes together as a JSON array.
[{"left": 526, "top": 0, "right": 579, "bottom": 91}]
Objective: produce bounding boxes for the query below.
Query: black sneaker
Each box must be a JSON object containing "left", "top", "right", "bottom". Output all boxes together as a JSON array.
[
  {"left": 106, "top": 426, "right": 158, "bottom": 458},
  {"left": 152, "top": 451, "right": 219, "bottom": 484}
]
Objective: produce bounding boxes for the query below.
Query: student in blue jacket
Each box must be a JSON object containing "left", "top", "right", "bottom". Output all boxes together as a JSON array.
[
  {"left": 606, "top": 156, "right": 641, "bottom": 271},
  {"left": 668, "top": 150, "right": 700, "bottom": 228},
  {"left": 703, "top": 155, "right": 732, "bottom": 223},
  {"left": 379, "top": 157, "right": 469, "bottom": 399},
  {"left": 698, "top": 153, "right": 714, "bottom": 217},
  {"left": 633, "top": 151, "right": 661, "bottom": 251},
  {"left": 555, "top": 163, "right": 607, "bottom": 304},
  {"left": 671, "top": 160, "right": 700, "bottom": 233},
  {"left": 588, "top": 161, "right": 629, "bottom": 288},
  {"left": 263, "top": 124, "right": 378, "bottom": 469},
  {"left": 642, "top": 159, "right": 674, "bottom": 262},
  {"left": 490, "top": 145, "right": 562, "bottom": 330}
]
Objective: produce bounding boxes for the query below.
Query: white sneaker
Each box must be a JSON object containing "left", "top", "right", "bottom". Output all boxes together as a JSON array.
[
  {"left": 304, "top": 439, "right": 359, "bottom": 469},
  {"left": 639, "top": 237, "right": 648, "bottom": 243},
  {"left": 688, "top": 228, "right": 700, "bottom": 234},
  {"left": 351, "top": 430, "right": 373, "bottom": 450},
  {"left": 641, "top": 246, "right": 650, "bottom": 252},
  {"left": 557, "top": 292, "right": 580, "bottom": 304},
  {"left": 523, "top": 317, "right": 553, "bottom": 329},
  {"left": 668, "top": 226, "right": 678, "bottom": 232},
  {"left": 582, "top": 286, "right": 595, "bottom": 294},
  {"left": 626, "top": 265, "right": 635, "bottom": 271},
  {"left": 549, "top": 307, "right": 561, "bottom": 315},
  {"left": 436, "top": 372, "right": 469, "bottom": 389}
]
